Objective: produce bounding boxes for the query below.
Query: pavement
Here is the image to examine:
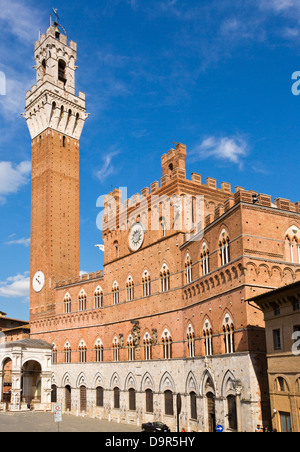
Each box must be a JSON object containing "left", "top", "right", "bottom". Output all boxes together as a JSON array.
[{"left": 0, "top": 411, "right": 141, "bottom": 433}]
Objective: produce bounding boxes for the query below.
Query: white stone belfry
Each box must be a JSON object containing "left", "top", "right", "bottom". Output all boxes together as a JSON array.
[{"left": 23, "top": 24, "right": 88, "bottom": 140}]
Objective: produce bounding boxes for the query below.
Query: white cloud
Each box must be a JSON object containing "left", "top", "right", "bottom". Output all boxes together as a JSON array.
[
  {"left": 190, "top": 136, "right": 248, "bottom": 168},
  {"left": 4, "top": 237, "right": 30, "bottom": 247},
  {"left": 0, "top": 272, "right": 30, "bottom": 299},
  {"left": 0, "top": 1, "right": 43, "bottom": 121},
  {"left": 259, "top": 0, "right": 300, "bottom": 13},
  {"left": 95, "top": 150, "right": 120, "bottom": 182},
  {"left": 0, "top": 76, "right": 34, "bottom": 119},
  {"left": 128, "top": 0, "right": 139, "bottom": 11},
  {"left": 0, "top": 161, "right": 31, "bottom": 204},
  {"left": 0, "top": 0, "right": 42, "bottom": 43}
]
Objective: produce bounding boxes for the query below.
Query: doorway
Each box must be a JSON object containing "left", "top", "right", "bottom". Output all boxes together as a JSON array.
[
  {"left": 21, "top": 360, "right": 42, "bottom": 404},
  {"left": 80, "top": 385, "right": 87, "bottom": 412},
  {"left": 280, "top": 412, "right": 292, "bottom": 432},
  {"left": 207, "top": 392, "right": 216, "bottom": 432},
  {"left": 2, "top": 358, "right": 12, "bottom": 406},
  {"left": 65, "top": 385, "right": 71, "bottom": 411}
]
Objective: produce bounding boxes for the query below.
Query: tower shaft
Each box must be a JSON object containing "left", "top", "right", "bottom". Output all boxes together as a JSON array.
[{"left": 24, "top": 25, "right": 87, "bottom": 321}]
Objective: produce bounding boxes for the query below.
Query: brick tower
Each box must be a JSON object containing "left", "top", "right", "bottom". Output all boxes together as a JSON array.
[{"left": 23, "top": 23, "right": 87, "bottom": 323}]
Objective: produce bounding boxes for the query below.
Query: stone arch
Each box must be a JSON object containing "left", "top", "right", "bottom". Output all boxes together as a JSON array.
[
  {"left": 124, "top": 372, "right": 137, "bottom": 391},
  {"left": 21, "top": 360, "right": 43, "bottom": 404},
  {"left": 221, "top": 370, "right": 237, "bottom": 398},
  {"left": 186, "top": 321, "right": 195, "bottom": 336},
  {"left": 0, "top": 354, "right": 13, "bottom": 369},
  {"left": 21, "top": 356, "right": 43, "bottom": 369},
  {"left": 110, "top": 372, "right": 121, "bottom": 390},
  {"left": 161, "top": 326, "right": 172, "bottom": 340},
  {"left": 51, "top": 373, "right": 58, "bottom": 387},
  {"left": 186, "top": 371, "right": 199, "bottom": 395},
  {"left": 284, "top": 224, "right": 300, "bottom": 242},
  {"left": 203, "top": 316, "right": 213, "bottom": 331},
  {"left": 141, "top": 372, "right": 155, "bottom": 392},
  {"left": 200, "top": 370, "right": 216, "bottom": 397},
  {"left": 61, "top": 372, "right": 72, "bottom": 387},
  {"left": 273, "top": 375, "right": 291, "bottom": 393},
  {"left": 76, "top": 372, "right": 88, "bottom": 388},
  {"left": 93, "top": 372, "right": 104, "bottom": 389},
  {"left": 218, "top": 225, "right": 230, "bottom": 243},
  {"left": 159, "top": 371, "right": 176, "bottom": 393},
  {"left": 221, "top": 310, "right": 235, "bottom": 330}
]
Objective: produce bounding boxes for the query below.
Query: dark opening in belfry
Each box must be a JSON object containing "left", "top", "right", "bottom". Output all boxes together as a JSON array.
[{"left": 58, "top": 60, "right": 67, "bottom": 84}]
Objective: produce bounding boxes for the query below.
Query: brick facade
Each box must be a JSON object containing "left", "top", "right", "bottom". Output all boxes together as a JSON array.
[{"left": 21, "top": 24, "right": 300, "bottom": 431}]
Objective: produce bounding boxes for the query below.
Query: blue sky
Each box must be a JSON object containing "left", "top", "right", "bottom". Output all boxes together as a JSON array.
[{"left": 0, "top": 0, "right": 300, "bottom": 320}]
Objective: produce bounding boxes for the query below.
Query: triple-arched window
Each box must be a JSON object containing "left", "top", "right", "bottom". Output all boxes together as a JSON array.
[
  {"left": 95, "top": 286, "right": 103, "bottom": 309},
  {"left": 79, "top": 290, "right": 86, "bottom": 311},
  {"left": 142, "top": 270, "right": 151, "bottom": 297},
  {"left": 160, "top": 263, "right": 170, "bottom": 292},
  {"left": 201, "top": 242, "right": 209, "bottom": 276},
  {"left": 127, "top": 334, "right": 135, "bottom": 361},
  {"left": 112, "top": 281, "right": 120, "bottom": 305},
  {"left": 185, "top": 254, "right": 193, "bottom": 284},
  {"left": 64, "top": 341, "right": 72, "bottom": 364},
  {"left": 203, "top": 319, "right": 213, "bottom": 356},
  {"left": 64, "top": 292, "right": 71, "bottom": 314},
  {"left": 162, "top": 328, "right": 172, "bottom": 359},
  {"left": 95, "top": 338, "right": 103, "bottom": 362},
  {"left": 126, "top": 276, "right": 134, "bottom": 301},
  {"left": 79, "top": 339, "right": 87, "bottom": 363},
  {"left": 223, "top": 314, "right": 235, "bottom": 354},
  {"left": 219, "top": 229, "right": 230, "bottom": 266},
  {"left": 143, "top": 332, "right": 152, "bottom": 360},
  {"left": 285, "top": 226, "right": 300, "bottom": 263},
  {"left": 187, "top": 323, "right": 195, "bottom": 358},
  {"left": 113, "top": 336, "right": 120, "bottom": 361}
]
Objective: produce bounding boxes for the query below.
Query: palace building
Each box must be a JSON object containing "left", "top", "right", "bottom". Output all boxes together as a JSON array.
[{"left": 1, "top": 21, "right": 300, "bottom": 431}]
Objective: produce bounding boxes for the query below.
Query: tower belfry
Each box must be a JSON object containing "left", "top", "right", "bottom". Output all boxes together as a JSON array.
[
  {"left": 23, "top": 22, "right": 88, "bottom": 322},
  {"left": 24, "top": 22, "right": 87, "bottom": 139}
]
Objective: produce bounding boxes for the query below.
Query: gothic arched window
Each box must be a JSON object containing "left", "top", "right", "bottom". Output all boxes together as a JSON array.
[
  {"left": 223, "top": 314, "right": 235, "bottom": 354},
  {"left": 187, "top": 323, "right": 195, "bottom": 358},
  {"left": 79, "top": 340, "right": 87, "bottom": 363},
  {"left": 64, "top": 292, "right": 71, "bottom": 314},
  {"left": 185, "top": 254, "right": 193, "bottom": 284},
  {"left": 94, "top": 286, "right": 103, "bottom": 309},
  {"left": 113, "top": 336, "right": 120, "bottom": 362},
  {"left": 201, "top": 242, "right": 210, "bottom": 276},
  {"left": 162, "top": 328, "right": 172, "bottom": 359},
  {"left": 285, "top": 226, "right": 300, "bottom": 263},
  {"left": 127, "top": 334, "right": 135, "bottom": 361},
  {"left": 203, "top": 319, "right": 213, "bottom": 356},
  {"left": 219, "top": 229, "right": 230, "bottom": 266},
  {"left": 126, "top": 275, "right": 134, "bottom": 301},
  {"left": 64, "top": 341, "right": 72, "bottom": 364},
  {"left": 112, "top": 281, "right": 119, "bottom": 305},
  {"left": 95, "top": 338, "right": 103, "bottom": 363},
  {"left": 142, "top": 270, "right": 151, "bottom": 297},
  {"left": 78, "top": 290, "right": 86, "bottom": 311},
  {"left": 160, "top": 263, "right": 170, "bottom": 292}
]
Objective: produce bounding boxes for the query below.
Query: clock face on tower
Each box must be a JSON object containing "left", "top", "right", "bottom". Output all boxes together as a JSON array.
[
  {"left": 128, "top": 223, "right": 145, "bottom": 252},
  {"left": 32, "top": 271, "right": 45, "bottom": 293}
]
